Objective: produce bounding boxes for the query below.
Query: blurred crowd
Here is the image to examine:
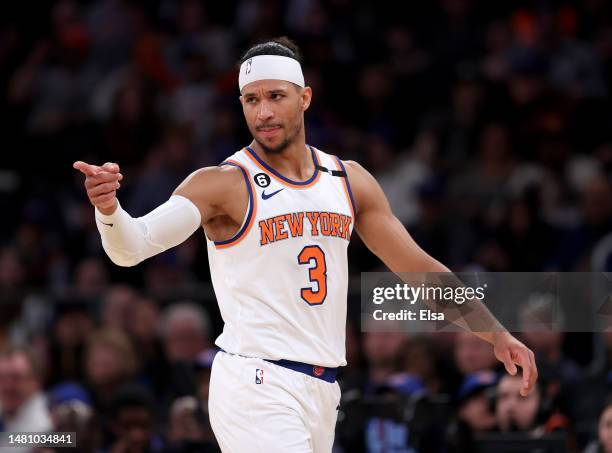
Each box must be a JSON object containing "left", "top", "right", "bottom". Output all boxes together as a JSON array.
[{"left": 1, "top": 0, "right": 612, "bottom": 451}]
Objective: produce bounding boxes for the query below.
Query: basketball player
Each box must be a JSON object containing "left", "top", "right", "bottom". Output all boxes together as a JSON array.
[{"left": 74, "top": 37, "right": 537, "bottom": 452}]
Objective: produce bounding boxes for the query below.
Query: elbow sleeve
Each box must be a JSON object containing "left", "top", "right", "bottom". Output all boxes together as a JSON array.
[{"left": 95, "top": 195, "right": 202, "bottom": 266}]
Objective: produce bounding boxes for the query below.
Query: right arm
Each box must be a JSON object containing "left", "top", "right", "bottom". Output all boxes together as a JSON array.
[{"left": 73, "top": 161, "right": 242, "bottom": 267}]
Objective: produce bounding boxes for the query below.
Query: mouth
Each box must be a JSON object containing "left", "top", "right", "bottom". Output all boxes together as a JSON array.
[{"left": 256, "top": 125, "right": 282, "bottom": 138}]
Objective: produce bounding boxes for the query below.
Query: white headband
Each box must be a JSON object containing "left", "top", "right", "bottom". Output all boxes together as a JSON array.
[{"left": 239, "top": 55, "right": 305, "bottom": 91}]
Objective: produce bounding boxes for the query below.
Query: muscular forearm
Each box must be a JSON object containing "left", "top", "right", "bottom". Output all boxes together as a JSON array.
[
  {"left": 95, "top": 195, "right": 201, "bottom": 267},
  {"left": 398, "top": 256, "right": 507, "bottom": 343}
]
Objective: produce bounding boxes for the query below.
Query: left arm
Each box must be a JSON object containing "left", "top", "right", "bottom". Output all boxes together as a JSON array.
[{"left": 344, "top": 160, "right": 537, "bottom": 396}]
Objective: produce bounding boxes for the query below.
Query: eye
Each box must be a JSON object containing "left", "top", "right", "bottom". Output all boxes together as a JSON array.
[
  {"left": 271, "top": 93, "right": 284, "bottom": 100},
  {"left": 245, "top": 97, "right": 257, "bottom": 104}
]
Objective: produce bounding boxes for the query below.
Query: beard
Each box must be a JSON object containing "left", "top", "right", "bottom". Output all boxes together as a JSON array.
[
  {"left": 257, "top": 136, "right": 291, "bottom": 155},
  {"left": 254, "top": 118, "right": 302, "bottom": 155}
]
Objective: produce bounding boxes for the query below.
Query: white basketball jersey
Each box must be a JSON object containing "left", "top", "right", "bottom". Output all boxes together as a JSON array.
[{"left": 206, "top": 145, "right": 356, "bottom": 367}]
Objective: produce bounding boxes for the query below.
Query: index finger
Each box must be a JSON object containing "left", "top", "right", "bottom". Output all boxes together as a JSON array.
[
  {"left": 523, "top": 351, "right": 538, "bottom": 396},
  {"left": 519, "top": 350, "right": 536, "bottom": 396},
  {"left": 73, "top": 161, "right": 100, "bottom": 177},
  {"left": 102, "top": 162, "right": 120, "bottom": 173}
]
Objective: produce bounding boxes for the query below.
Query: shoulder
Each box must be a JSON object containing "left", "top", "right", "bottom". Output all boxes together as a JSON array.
[
  {"left": 338, "top": 159, "right": 388, "bottom": 217},
  {"left": 342, "top": 160, "right": 367, "bottom": 176},
  {"left": 340, "top": 159, "right": 377, "bottom": 194},
  {"left": 174, "top": 164, "right": 247, "bottom": 206},
  {"left": 188, "top": 164, "right": 244, "bottom": 185}
]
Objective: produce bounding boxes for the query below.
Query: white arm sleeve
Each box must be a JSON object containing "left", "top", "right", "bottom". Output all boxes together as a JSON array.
[{"left": 95, "top": 195, "right": 202, "bottom": 267}]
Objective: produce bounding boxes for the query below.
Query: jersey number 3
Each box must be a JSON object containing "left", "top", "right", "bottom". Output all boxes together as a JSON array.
[{"left": 297, "top": 245, "right": 327, "bottom": 305}]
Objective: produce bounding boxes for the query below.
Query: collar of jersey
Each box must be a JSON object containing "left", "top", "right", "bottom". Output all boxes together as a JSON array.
[{"left": 244, "top": 145, "right": 321, "bottom": 188}]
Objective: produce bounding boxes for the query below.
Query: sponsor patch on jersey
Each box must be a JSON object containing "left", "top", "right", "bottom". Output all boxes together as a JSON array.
[{"left": 254, "top": 172, "right": 271, "bottom": 188}]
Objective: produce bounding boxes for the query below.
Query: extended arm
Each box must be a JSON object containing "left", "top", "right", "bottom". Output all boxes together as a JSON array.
[
  {"left": 93, "top": 195, "right": 201, "bottom": 267},
  {"left": 73, "top": 161, "right": 242, "bottom": 267},
  {"left": 345, "top": 160, "right": 538, "bottom": 396}
]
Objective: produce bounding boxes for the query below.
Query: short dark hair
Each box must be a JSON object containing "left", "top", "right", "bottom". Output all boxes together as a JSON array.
[
  {"left": 239, "top": 36, "right": 302, "bottom": 65},
  {"left": 111, "top": 384, "right": 155, "bottom": 416}
]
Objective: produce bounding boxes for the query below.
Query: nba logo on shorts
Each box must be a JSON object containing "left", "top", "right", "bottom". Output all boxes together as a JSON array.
[{"left": 255, "top": 368, "right": 264, "bottom": 384}]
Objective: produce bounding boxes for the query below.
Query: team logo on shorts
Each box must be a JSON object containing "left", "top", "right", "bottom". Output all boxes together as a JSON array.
[
  {"left": 255, "top": 368, "right": 264, "bottom": 384},
  {"left": 254, "top": 173, "right": 271, "bottom": 188},
  {"left": 313, "top": 366, "right": 325, "bottom": 377}
]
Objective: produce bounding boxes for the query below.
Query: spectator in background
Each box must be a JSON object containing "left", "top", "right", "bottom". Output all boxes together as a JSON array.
[
  {"left": 446, "top": 371, "right": 498, "bottom": 453},
  {"left": 84, "top": 328, "right": 139, "bottom": 432},
  {"left": 156, "top": 302, "right": 212, "bottom": 418},
  {"left": 126, "top": 125, "right": 195, "bottom": 219},
  {"left": 100, "top": 284, "right": 140, "bottom": 332},
  {"left": 495, "top": 374, "right": 569, "bottom": 435},
  {"left": 166, "top": 394, "right": 220, "bottom": 452},
  {"left": 497, "top": 189, "right": 561, "bottom": 270},
  {"left": 360, "top": 331, "right": 418, "bottom": 394},
  {"left": 396, "top": 334, "right": 450, "bottom": 394},
  {"left": 73, "top": 257, "right": 109, "bottom": 300},
  {"left": 102, "top": 69, "right": 161, "bottom": 169},
  {"left": 0, "top": 346, "right": 52, "bottom": 446},
  {"left": 128, "top": 297, "right": 168, "bottom": 397},
  {"left": 47, "top": 382, "right": 100, "bottom": 453},
  {"left": 496, "top": 373, "right": 541, "bottom": 432},
  {"left": 553, "top": 174, "right": 612, "bottom": 270},
  {"left": 518, "top": 294, "right": 582, "bottom": 422},
  {"left": 457, "top": 371, "right": 498, "bottom": 431},
  {"left": 108, "top": 384, "right": 164, "bottom": 453},
  {"left": 584, "top": 398, "right": 612, "bottom": 453},
  {"left": 46, "top": 300, "right": 94, "bottom": 386},
  {"left": 449, "top": 122, "right": 516, "bottom": 223},
  {"left": 160, "top": 302, "right": 211, "bottom": 363}
]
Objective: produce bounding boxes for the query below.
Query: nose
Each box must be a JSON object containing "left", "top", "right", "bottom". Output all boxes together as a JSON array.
[{"left": 257, "top": 100, "right": 274, "bottom": 121}]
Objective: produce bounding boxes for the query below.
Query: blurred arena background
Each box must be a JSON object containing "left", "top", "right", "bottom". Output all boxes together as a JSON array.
[{"left": 1, "top": 0, "right": 612, "bottom": 452}]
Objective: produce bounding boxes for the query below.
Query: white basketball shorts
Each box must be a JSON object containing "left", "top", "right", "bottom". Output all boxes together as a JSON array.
[{"left": 209, "top": 350, "right": 341, "bottom": 452}]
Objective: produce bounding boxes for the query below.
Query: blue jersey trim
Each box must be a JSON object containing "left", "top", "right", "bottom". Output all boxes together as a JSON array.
[
  {"left": 334, "top": 157, "right": 357, "bottom": 216},
  {"left": 244, "top": 145, "right": 320, "bottom": 186},
  {"left": 214, "top": 161, "right": 254, "bottom": 246}
]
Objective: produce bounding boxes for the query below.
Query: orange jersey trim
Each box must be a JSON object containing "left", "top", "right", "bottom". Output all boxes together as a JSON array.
[
  {"left": 333, "top": 156, "right": 356, "bottom": 219},
  {"left": 214, "top": 159, "right": 257, "bottom": 249},
  {"left": 244, "top": 146, "right": 322, "bottom": 189}
]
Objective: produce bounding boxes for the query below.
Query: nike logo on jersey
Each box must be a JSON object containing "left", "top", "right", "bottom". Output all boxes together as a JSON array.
[
  {"left": 97, "top": 219, "right": 114, "bottom": 227},
  {"left": 261, "top": 188, "right": 284, "bottom": 200}
]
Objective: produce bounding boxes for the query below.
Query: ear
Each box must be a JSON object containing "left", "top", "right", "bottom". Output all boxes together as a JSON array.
[{"left": 301, "top": 86, "right": 312, "bottom": 112}]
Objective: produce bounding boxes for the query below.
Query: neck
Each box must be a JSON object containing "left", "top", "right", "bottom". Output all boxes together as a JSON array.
[{"left": 249, "top": 137, "right": 313, "bottom": 181}]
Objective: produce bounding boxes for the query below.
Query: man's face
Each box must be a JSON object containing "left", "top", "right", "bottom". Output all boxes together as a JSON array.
[
  {"left": 165, "top": 317, "right": 207, "bottom": 363},
  {"left": 495, "top": 375, "right": 540, "bottom": 431},
  {"left": 0, "top": 354, "right": 38, "bottom": 416},
  {"left": 115, "top": 407, "right": 153, "bottom": 453},
  {"left": 86, "top": 344, "right": 125, "bottom": 386},
  {"left": 599, "top": 406, "right": 612, "bottom": 452},
  {"left": 240, "top": 80, "right": 311, "bottom": 154}
]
